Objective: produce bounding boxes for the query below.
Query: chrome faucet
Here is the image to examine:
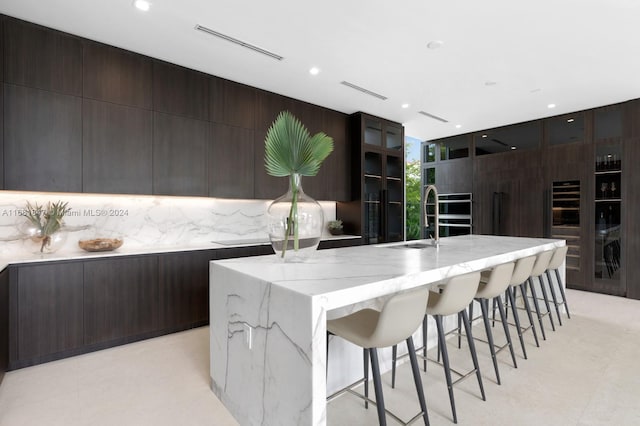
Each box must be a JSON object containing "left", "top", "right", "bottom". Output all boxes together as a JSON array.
[{"left": 423, "top": 185, "right": 439, "bottom": 246}]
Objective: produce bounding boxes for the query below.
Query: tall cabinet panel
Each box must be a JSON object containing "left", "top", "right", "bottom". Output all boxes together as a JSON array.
[
  {"left": 4, "top": 84, "right": 82, "bottom": 191},
  {"left": 4, "top": 17, "right": 82, "bottom": 96},
  {"left": 338, "top": 113, "right": 404, "bottom": 243},
  {"left": 624, "top": 137, "right": 640, "bottom": 299},
  {"left": 82, "top": 41, "right": 152, "bottom": 109},
  {"left": 210, "top": 123, "right": 254, "bottom": 198},
  {"left": 153, "top": 61, "right": 209, "bottom": 120},
  {"left": 153, "top": 112, "right": 208, "bottom": 196},
  {"left": 83, "top": 99, "right": 153, "bottom": 194}
]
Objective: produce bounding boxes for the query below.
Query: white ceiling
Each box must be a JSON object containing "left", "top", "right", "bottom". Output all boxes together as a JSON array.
[{"left": 2, "top": 0, "right": 640, "bottom": 141}]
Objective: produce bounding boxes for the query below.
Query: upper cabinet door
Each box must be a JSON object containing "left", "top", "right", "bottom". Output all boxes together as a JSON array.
[
  {"left": 83, "top": 41, "right": 152, "bottom": 109},
  {"left": 83, "top": 99, "right": 153, "bottom": 194},
  {"left": 153, "top": 60, "right": 209, "bottom": 120},
  {"left": 210, "top": 123, "right": 254, "bottom": 198},
  {"left": 4, "top": 84, "right": 82, "bottom": 192},
  {"left": 4, "top": 18, "right": 82, "bottom": 96},
  {"left": 210, "top": 78, "right": 256, "bottom": 129},
  {"left": 153, "top": 112, "right": 208, "bottom": 196}
]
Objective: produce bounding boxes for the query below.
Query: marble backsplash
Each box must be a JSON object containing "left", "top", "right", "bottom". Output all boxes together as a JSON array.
[{"left": 0, "top": 191, "right": 336, "bottom": 256}]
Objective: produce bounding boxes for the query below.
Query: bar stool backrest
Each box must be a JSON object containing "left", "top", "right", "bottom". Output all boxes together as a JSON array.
[
  {"left": 509, "top": 256, "right": 536, "bottom": 287},
  {"left": 547, "top": 245, "right": 568, "bottom": 270},
  {"left": 475, "top": 262, "right": 515, "bottom": 299},
  {"left": 530, "top": 250, "right": 554, "bottom": 277},
  {"left": 372, "top": 286, "right": 430, "bottom": 348},
  {"left": 426, "top": 272, "right": 481, "bottom": 317}
]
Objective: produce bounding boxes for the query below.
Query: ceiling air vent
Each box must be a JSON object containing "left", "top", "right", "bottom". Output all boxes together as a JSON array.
[
  {"left": 340, "top": 81, "right": 387, "bottom": 100},
  {"left": 194, "top": 24, "right": 284, "bottom": 61},
  {"left": 418, "top": 111, "right": 449, "bottom": 123}
]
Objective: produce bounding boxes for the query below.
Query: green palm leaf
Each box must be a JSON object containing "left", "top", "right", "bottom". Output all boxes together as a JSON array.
[{"left": 264, "top": 111, "right": 334, "bottom": 177}]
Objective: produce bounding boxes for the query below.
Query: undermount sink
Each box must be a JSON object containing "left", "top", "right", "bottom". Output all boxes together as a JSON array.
[{"left": 387, "top": 242, "right": 435, "bottom": 249}]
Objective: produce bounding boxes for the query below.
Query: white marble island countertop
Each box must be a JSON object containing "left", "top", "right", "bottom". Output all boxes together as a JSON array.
[{"left": 209, "top": 235, "right": 565, "bottom": 426}]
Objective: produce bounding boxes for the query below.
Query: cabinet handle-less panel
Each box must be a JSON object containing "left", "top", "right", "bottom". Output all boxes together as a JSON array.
[
  {"left": 17, "top": 262, "right": 83, "bottom": 362},
  {"left": 84, "top": 256, "right": 159, "bottom": 345}
]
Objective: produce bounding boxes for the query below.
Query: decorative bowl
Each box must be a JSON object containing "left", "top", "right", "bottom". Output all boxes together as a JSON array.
[{"left": 78, "top": 238, "right": 124, "bottom": 252}]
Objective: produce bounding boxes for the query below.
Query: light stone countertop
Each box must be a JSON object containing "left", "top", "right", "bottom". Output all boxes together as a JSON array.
[{"left": 0, "top": 234, "right": 360, "bottom": 270}]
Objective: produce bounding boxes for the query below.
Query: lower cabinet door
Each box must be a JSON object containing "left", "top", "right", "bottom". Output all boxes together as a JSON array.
[
  {"left": 17, "top": 262, "right": 84, "bottom": 362},
  {"left": 158, "top": 250, "right": 213, "bottom": 329},
  {"left": 84, "top": 256, "right": 159, "bottom": 345}
]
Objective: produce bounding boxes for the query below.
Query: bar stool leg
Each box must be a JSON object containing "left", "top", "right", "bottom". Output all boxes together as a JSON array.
[
  {"left": 461, "top": 309, "right": 486, "bottom": 401},
  {"left": 406, "top": 336, "right": 430, "bottom": 426},
  {"left": 391, "top": 345, "right": 397, "bottom": 389},
  {"left": 364, "top": 348, "right": 370, "bottom": 408},
  {"left": 434, "top": 315, "right": 458, "bottom": 424},
  {"left": 495, "top": 294, "right": 517, "bottom": 368},
  {"left": 519, "top": 283, "right": 541, "bottom": 347},
  {"left": 506, "top": 287, "right": 528, "bottom": 359},
  {"left": 369, "top": 348, "right": 387, "bottom": 426},
  {"left": 422, "top": 315, "right": 428, "bottom": 372},
  {"left": 479, "top": 298, "right": 501, "bottom": 384},
  {"left": 553, "top": 269, "right": 572, "bottom": 319},
  {"left": 544, "top": 270, "right": 563, "bottom": 326},
  {"left": 537, "top": 275, "right": 556, "bottom": 331},
  {"left": 526, "top": 278, "right": 547, "bottom": 340}
]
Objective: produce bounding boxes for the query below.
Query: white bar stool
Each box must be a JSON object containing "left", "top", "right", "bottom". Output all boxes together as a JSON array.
[
  {"left": 391, "top": 272, "right": 484, "bottom": 424},
  {"left": 470, "top": 262, "right": 517, "bottom": 385},
  {"left": 544, "top": 245, "right": 571, "bottom": 324},
  {"left": 327, "top": 285, "right": 431, "bottom": 426},
  {"left": 526, "top": 250, "right": 556, "bottom": 340}
]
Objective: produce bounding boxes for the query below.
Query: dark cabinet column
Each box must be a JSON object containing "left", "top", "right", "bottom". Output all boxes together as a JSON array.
[
  {"left": 210, "top": 78, "right": 256, "bottom": 129},
  {"left": 153, "top": 112, "right": 208, "bottom": 196},
  {"left": 83, "top": 41, "right": 152, "bottom": 109},
  {"left": 253, "top": 128, "right": 288, "bottom": 199},
  {"left": 158, "top": 250, "right": 214, "bottom": 329},
  {"left": 83, "top": 99, "right": 153, "bottom": 194},
  {"left": 624, "top": 137, "right": 640, "bottom": 299},
  {"left": 4, "top": 84, "right": 82, "bottom": 192},
  {"left": 84, "top": 256, "right": 159, "bottom": 346},
  {"left": 153, "top": 60, "right": 209, "bottom": 120},
  {"left": 0, "top": 268, "right": 8, "bottom": 384},
  {"left": 16, "top": 262, "right": 84, "bottom": 363},
  {"left": 210, "top": 123, "right": 254, "bottom": 198},
  {"left": 4, "top": 17, "right": 82, "bottom": 96}
]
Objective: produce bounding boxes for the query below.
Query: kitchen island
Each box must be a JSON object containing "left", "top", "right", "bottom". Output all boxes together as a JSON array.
[{"left": 209, "top": 235, "right": 565, "bottom": 426}]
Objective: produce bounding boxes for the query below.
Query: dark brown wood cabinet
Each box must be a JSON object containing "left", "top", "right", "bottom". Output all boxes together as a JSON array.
[
  {"left": 4, "top": 84, "right": 82, "bottom": 192},
  {"left": 84, "top": 256, "right": 159, "bottom": 346},
  {"left": 83, "top": 41, "right": 152, "bottom": 109},
  {"left": 15, "top": 262, "right": 84, "bottom": 363},
  {"left": 4, "top": 17, "right": 82, "bottom": 96},
  {"left": 153, "top": 60, "right": 209, "bottom": 120},
  {"left": 210, "top": 123, "right": 255, "bottom": 198},
  {"left": 0, "top": 14, "right": 351, "bottom": 201},
  {"left": 0, "top": 268, "right": 8, "bottom": 384},
  {"left": 153, "top": 112, "right": 208, "bottom": 196},
  {"left": 624, "top": 137, "right": 640, "bottom": 299},
  {"left": 337, "top": 113, "right": 405, "bottom": 243},
  {"left": 82, "top": 99, "right": 153, "bottom": 194},
  {"left": 210, "top": 78, "right": 256, "bottom": 129},
  {"left": 158, "top": 250, "right": 214, "bottom": 330}
]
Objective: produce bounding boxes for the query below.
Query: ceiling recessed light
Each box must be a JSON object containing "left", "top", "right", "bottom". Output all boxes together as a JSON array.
[
  {"left": 567, "top": 118, "right": 575, "bottom": 123},
  {"left": 427, "top": 40, "right": 444, "bottom": 49},
  {"left": 481, "top": 134, "right": 488, "bottom": 138},
  {"left": 133, "top": 0, "right": 151, "bottom": 11},
  {"left": 309, "top": 67, "right": 320, "bottom": 76},
  {"left": 401, "top": 103, "right": 409, "bottom": 109},
  {"left": 547, "top": 103, "right": 556, "bottom": 109},
  {"left": 455, "top": 124, "right": 462, "bottom": 129},
  {"left": 511, "top": 146, "right": 517, "bottom": 150}
]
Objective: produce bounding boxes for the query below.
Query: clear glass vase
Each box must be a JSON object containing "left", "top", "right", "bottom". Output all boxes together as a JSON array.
[
  {"left": 267, "top": 174, "right": 324, "bottom": 262},
  {"left": 19, "top": 221, "right": 68, "bottom": 254}
]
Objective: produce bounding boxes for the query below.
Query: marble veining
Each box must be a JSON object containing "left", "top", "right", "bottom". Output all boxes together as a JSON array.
[
  {"left": 209, "top": 235, "right": 566, "bottom": 426},
  {"left": 0, "top": 192, "right": 336, "bottom": 258}
]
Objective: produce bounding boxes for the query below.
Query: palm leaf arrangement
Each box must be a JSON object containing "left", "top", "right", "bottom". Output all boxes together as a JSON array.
[
  {"left": 264, "top": 111, "right": 334, "bottom": 257},
  {"left": 23, "top": 201, "right": 71, "bottom": 252}
]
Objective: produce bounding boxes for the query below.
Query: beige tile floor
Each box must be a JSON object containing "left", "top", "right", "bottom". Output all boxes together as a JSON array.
[{"left": 0, "top": 289, "right": 639, "bottom": 425}]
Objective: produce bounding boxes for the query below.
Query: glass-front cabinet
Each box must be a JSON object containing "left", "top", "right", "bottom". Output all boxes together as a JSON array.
[
  {"left": 338, "top": 113, "right": 404, "bottom": 244},
  {"left": 594, "top": 144, "right": 622, "bottom": 284}
]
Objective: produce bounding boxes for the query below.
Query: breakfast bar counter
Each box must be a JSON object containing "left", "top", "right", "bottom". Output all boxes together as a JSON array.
[{"left": 209, "top": 235, "right": 565, "bottom": 425}]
